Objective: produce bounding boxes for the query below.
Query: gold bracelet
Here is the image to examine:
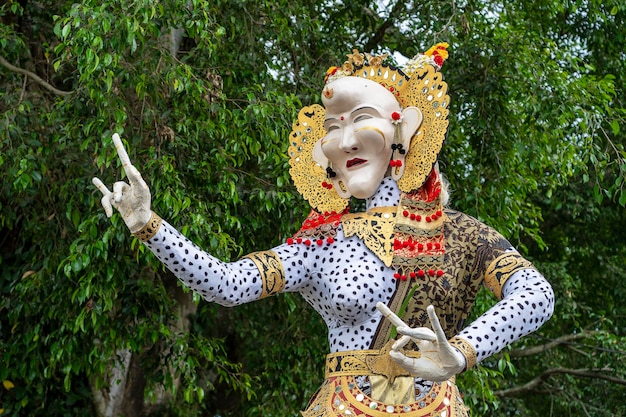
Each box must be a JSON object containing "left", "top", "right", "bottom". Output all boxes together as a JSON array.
[
  {"left": 132, "top": 212, "right": 162, "bottom": 242},
  {"left": 449, "top": 336, "right": 477, "bottom": 370}
]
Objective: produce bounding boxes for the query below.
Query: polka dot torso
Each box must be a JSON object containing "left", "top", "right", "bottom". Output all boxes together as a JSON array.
[
  {"left": 144, "top": 177, "right": 554, "bottom": 360},
  {"left": 293, "top": 226, "right": 395, "bottom": 351}
]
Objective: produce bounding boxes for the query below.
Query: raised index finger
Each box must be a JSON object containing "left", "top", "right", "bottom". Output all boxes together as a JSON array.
[
  {"left": 112, "top": 133, "right": 132, "bottom": 168},
  {"left": 112, "top": 133, "right": 147, "bottom": 187}
]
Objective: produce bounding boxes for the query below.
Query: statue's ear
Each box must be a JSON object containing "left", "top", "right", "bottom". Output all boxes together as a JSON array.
[
  {"left": 312, "top": 139, "right": 326, "bottom": 167},
  {"left": 313, "top": 140, "right": 351, "bottom": 199},
  {"left": 391, "top": 106, "right": 423, "bottom": 180}
]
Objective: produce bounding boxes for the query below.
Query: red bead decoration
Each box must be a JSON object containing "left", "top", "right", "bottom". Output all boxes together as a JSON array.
[
  {"left": 287, "top": 237, "right": 294, "bottom": 245},
  {"left": 393, "top": 273, "right": 401, "bottom": 279},
  {"left": 417, "top": 270, "right": 425, "bottom": 277},
  {"left": 409, "top": 271, "right": 417, "bottom": 279},
  {"left": 326, "top": 236, "right": 335, "bottom": 244},
  {"left": 403, "top": 210, "right": 409, "bottom": 217},
  {"left": 296, "top": 237, "right": 303, "bottom": 244},
  {"left": 428, "top": 269, "right": 435, "bottom": 276},
  {"left": 304, "top": 239, "right": 311, "bottom": 246},
  {"left": 437, "top": 270, "right": 444, "bottom": 277},
  {"left": 316, "top": 239, "right": 324, "bottom": 246}
]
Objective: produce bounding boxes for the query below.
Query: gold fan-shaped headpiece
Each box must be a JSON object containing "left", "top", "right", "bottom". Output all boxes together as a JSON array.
[{"left": 288, "top": 44, "right": 451, "bottom": 214}]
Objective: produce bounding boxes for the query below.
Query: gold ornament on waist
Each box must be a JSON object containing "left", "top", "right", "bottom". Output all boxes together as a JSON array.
[{"left": 325, "top": 340, "right": 420, "bottom": 383}]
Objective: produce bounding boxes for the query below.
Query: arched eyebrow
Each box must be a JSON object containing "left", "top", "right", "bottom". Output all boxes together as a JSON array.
[
  {"left": 323, "top": 107, "right": 380, "bottom": 126},
  {"left": 352, "top": 106, "right": 381, "bottom": 116}
]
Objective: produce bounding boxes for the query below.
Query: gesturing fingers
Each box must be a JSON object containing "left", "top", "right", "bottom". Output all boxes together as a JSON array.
[
  {"left": 427, "top": 305, "right": 448, "bottom": 344},
  {"left": 92, "top": 177, "right": 113, "bottom": 217},
  {"left": 392, "top": 335, "right": 412, "bottom": 351},
  {"left": 112, "top": 133, "right": 132, "bottom": 168},
  {"left": 112, "top": 181, "right": 130, "bottom": 204},
  {"left": 396, "top": 326, "right": 437, "bottom": 342},
  {"left": 112, "top": 133, "right": 148, "bottom": 189},
  {"left": 376, "top": 302, "right": 408, "bottom": 328}
]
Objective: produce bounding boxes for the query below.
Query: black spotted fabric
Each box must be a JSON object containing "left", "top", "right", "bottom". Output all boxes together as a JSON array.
[{"left": 143, "top": 177, "right": 554, "bottom": 364}]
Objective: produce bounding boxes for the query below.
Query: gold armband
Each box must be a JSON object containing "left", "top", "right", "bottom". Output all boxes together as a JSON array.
[
  {"left": 132, "top": 212, "right": 162, "bottom": 242},
  {"left": 484, "top": 252, "right": 535, "bottom": 299},
  {"left": 243, "top": 250, "right": 286, "bottom": 299},
  {"left": 449, "top": 336, "right": 477, "bottom": 371}
]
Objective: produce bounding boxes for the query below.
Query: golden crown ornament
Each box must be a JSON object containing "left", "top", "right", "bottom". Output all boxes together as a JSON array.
[{"left": 288, "top": 43, "right": 451, "bottom": 214}]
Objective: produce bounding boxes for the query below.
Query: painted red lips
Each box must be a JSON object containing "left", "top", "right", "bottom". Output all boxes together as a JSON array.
[{"left": 346, "top": 158, "right": 366, "bottom": 168}]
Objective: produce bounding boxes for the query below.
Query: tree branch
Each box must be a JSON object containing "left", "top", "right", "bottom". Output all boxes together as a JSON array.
[
  {"left": 507, "top": 331, "right": 602, "bottom": 357},
  {"left": 363, "top": 1, "right": 405, "bottom": 52},
  {"left": 494, "top": 367, "right": 626, "bottom": 397},
  {"left": 0, "top": 54, "right": 73, "bottom": 96}
]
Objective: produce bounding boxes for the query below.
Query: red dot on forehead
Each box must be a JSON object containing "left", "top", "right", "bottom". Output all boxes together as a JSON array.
[{"left": 340, "top": 116, "right": 344, "bottom": 121}]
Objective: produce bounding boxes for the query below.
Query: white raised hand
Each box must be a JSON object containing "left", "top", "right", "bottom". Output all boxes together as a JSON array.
[
  {"left": 92, "top": 133, "right": 152, "bottom": 232},
  {"left": 376, "top": 302, "right": 465, "bottom": 382}
]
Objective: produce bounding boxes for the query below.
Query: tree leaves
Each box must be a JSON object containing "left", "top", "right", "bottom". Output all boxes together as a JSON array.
[{"left": 1, "top": 0, "right": 625, "bottom": 415}]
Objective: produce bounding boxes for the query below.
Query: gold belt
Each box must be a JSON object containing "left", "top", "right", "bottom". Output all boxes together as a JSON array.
[{"left": 325, "top": 341, "right": 421, "bottom": 382}]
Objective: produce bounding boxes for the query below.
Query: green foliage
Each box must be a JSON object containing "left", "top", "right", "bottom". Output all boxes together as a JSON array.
[{"left": 1, "top": 0, "right": 625, "bottom": 415}]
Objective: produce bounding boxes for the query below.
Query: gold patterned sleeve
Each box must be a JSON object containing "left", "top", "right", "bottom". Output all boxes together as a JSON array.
[{"left": 484, "top": 252, "right": 535, "bottom": 299}]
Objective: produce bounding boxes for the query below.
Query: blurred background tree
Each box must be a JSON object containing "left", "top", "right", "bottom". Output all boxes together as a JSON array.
[{"left": 1, "top": 0, "right": 624, "bottom": 415}]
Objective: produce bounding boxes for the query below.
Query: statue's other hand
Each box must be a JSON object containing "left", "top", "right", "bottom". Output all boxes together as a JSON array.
[
  {"left": 387, "top": 305, "right": 466, "bottom": 382},
  {"left": 93, "top": 133, "right": 152, "bottom": 232}
]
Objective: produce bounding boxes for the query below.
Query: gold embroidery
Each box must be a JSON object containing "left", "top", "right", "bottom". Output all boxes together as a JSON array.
[
  {"left": 324, "top": 341, "right": 420, "bottom": 380},
  {"left": 243, "top": 251, "right": 286, "bottom": 299},
  {"left": 342, "top": 207, "right": 397, "bottom": 267},
  {"left": 288, "top": 105, "right": 349, "bottom": 214},
  {"left": 397, "top": 66, "right": 449, "bottom": 193},
  {"left": 449, "top": 336, "right": 477, "bottom": 370},
  {"left": 484, "top": 252, "right": 535, "bottom": 299},
  {"left": 369, "top": 375, "right": 415, "bottom": 405},
  {"left": 301, "top": 375, "right": 467, "bottom": 417},
  {"left": 132, "top": 211, "right": 162, "bottom": 242}
]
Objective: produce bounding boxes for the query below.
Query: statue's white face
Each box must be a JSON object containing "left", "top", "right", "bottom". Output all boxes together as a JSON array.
[{"left": 319, "top": 77, "right": 401, "bottom": 199}]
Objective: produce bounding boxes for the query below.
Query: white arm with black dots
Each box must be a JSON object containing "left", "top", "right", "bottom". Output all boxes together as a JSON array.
[
  {"left": 141, "top": 219, "right": 309, "bottom": 306},
  {"left": 454, "top": 268, "right": 555, "bottom": 364}
]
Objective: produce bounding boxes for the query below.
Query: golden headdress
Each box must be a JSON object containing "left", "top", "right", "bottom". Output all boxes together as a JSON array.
[{"left": 288, "top": 43, "right": 451, "bottom": 214}]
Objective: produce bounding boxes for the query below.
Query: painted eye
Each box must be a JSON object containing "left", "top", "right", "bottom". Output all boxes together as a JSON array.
[
  {"left": 326, "top": 125, "right": 339, "bottom": 132},
  {"left": 354, "top": 114, "right": 372, "bottom": 122}
]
